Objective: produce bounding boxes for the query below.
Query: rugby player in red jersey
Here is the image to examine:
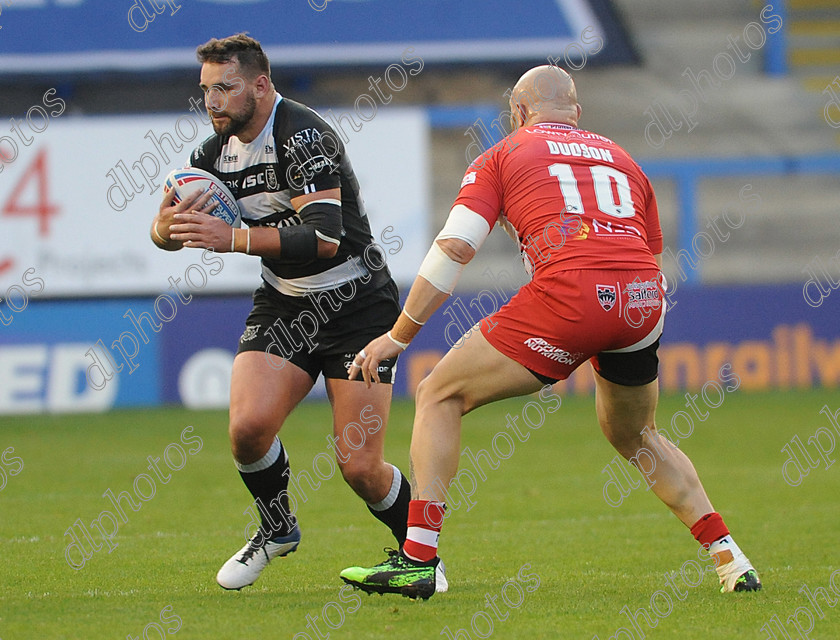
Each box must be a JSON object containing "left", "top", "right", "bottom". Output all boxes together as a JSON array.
[{"left": 340, "top": 65, "right": 760, "bottom": 599}]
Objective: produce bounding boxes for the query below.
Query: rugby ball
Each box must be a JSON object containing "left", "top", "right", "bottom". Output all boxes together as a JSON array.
[{"left": 164, "top": 167, "right": 241, "bottom": 228}]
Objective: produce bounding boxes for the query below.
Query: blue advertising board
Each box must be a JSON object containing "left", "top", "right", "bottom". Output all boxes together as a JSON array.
[
  {"left": 3, "top": 282, "right": 836, "bottom": 414},
  {"left": 556, "top": 282, "right": 840, "bottom": 396},
  {"left": 0, "top": 0, "right": 634, "bottom": 73},
  {"left": 0, "top": 299, "right": 161, "bottom": 413},
  {"left": 158, "top": 296, "right": 252, "bottom": 407}
]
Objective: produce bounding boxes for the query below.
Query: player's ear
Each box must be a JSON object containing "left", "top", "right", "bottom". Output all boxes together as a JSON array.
[
  {"left": 255, "top": 74, "right": 272, "bottom": 98},
  {"left": 510, "top": 101, "right": 527, "bottom": 131}
]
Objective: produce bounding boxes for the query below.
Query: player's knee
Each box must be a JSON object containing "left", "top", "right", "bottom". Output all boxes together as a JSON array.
[
  {"left": 228, "top": 414, "right": 276, "bottom": 463},
  {"left": 414, "top": 374, "right": 435, "bottom": 403},
  {"left": 415, "top": 374, "right": 467, "bottom": 415},
  {"left": 338, "top": 462, "right": 380, "bottom": 500},
  {"left": 414, "top": 376, "right": 440, "bottom": 413},
  {"left": 605, "top": 428, "right": 645, "bottom": 460}
]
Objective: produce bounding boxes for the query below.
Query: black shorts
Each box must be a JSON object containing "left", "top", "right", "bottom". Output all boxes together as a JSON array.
[
  {"left": 528, "top": 338, "right": 660, "bottom": 387},
  {"left": 237, "top": 280, "right": 401, "bottom": 383}
]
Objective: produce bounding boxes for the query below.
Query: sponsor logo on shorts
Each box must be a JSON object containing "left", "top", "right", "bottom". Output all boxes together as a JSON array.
[
  {"left": 596, "top": 284, "right": 616, "bottom": 311},
  {"left": 524, "top": 337, "right": 582, "bottom": 365},
  {"left": 625, "top": 279, "right": 661, "bottom": 310},
  {"left": 343, "top": 360, "right": 391, "bottom": 374},
  {"left": 240, "top": 325, "right": 261, "bottom": 342}
]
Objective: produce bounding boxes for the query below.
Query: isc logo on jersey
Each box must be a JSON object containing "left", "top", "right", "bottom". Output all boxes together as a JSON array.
[
  {"left": 243, "top": 174, "right": 264, "bottom": 189},
  {"left": 242, "top": 168, "right": 280, "bottom": 191},
  {"left": 164, "top": 167, "right": 241, "bottom": 227}
]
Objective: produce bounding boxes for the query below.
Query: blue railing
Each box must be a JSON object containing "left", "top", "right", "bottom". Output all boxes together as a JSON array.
[
  {"left": 639, "top": 153, "right": 840, "bottom": 282},
  {"left": 764, "top": 0, "right": 788, "bottom": 76}
]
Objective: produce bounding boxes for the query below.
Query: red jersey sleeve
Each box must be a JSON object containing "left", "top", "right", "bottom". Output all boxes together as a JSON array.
[{"left": 453, "top": 143, "right": 505, "bottom": 227}]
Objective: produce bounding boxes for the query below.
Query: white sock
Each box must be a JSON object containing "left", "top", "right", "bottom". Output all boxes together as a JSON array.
[
  {"left": 367, "top": 464, "right": 401, "bottom": 511},
  {"left": 709, "top": 536, "right": 748, "bottom": 573}
]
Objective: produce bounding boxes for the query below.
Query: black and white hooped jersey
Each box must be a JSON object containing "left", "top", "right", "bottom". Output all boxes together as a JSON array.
[{"left": 189, "top": 93, "right": 390, "bottom": 297}]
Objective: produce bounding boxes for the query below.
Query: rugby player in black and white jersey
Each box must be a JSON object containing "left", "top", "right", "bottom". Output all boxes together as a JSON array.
[{"left": 150, "top": 34, "right": 445, "bottom": 592}]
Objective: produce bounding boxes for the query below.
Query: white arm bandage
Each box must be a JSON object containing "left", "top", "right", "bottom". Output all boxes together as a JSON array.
[
  {"left": 417, "top": 243, "right": 465, "bottom": 294},
  {"left": 417, "top": 205, "right": 492, "bottom": 294},
  {"left": 437, "top": 204, "right": 492, "bottom": 248}
]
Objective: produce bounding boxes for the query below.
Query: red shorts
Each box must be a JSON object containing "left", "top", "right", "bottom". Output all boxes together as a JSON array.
[{"left": 480, "top": 268, "right": 665, "bottom": 382}]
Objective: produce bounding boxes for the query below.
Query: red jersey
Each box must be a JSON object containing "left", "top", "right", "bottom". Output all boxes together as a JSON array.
[{"left": 454, "top": 123, "right": 662, "bottom": 277}]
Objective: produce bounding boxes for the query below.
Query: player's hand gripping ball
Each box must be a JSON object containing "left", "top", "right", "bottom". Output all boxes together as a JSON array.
[{"left": 164, "top": 167, "right": 241, "bottom": 227}]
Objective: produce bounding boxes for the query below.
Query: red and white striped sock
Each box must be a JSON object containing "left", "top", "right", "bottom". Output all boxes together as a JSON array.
[{"left": 402, "top": 500, "right": 445, "bottom": 562}]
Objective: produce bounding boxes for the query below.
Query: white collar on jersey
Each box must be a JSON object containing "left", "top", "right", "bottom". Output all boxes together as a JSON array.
[{"left": 533, "top": 122, "right": 577, "bottom": 130}]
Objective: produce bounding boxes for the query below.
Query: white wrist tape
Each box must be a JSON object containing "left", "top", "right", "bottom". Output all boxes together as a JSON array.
[
  {"left": 387, "top": 331, "right": 409, "bottom": 350},
  {"left": 153, "top": 221, "right": 167, "bottom": 243},
  {"left": 417, "top": 242, "right": 465, "bottom": 294},
  {"left": 403, "top": 309, "right": 425, "bottom": 326}
]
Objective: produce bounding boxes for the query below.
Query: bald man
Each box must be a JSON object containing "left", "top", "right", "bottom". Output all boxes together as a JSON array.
[{"left": 339, "top": 66, "right": 760, "bottom": 599}]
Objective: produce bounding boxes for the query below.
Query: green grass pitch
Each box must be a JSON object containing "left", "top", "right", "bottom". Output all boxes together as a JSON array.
[{"left": 2, "top": 388, "right": 840, "bottom": 639}]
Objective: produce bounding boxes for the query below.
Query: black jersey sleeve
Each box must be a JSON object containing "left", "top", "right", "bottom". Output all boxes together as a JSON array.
[{"left": 279, "top": 105, "right": 343, "bottom": 198}]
